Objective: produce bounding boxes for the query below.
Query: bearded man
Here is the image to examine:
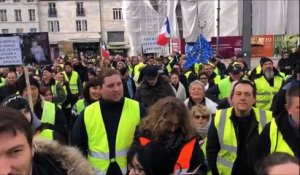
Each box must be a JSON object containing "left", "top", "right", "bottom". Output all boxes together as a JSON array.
[{"left": 251, "top": 57, "right": 285, "bottom": 110}]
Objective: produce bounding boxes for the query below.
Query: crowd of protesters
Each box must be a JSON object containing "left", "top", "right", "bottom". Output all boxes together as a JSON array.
[{"left": 0, "top": 46, "right": 299, "bottom": 175}]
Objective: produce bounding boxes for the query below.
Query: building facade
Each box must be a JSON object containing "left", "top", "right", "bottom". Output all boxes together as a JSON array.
[
  {"left": 38, "top": 0, "right": 101, "bottom": 59},
  {"left": 0, "top": 0, "right": 39, "bottom": 34},
  {"left": 100, "top": 0, "right": 130, "bottom": 57}
]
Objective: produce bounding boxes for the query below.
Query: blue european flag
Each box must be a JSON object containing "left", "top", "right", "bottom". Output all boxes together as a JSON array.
[{"left": 184, "top": 34, "right": 213, "bottom": 69}]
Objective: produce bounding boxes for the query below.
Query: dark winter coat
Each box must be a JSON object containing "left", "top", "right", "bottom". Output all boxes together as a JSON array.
[{"left": 135, "top": 76, "right": 175, "bottom": 108}]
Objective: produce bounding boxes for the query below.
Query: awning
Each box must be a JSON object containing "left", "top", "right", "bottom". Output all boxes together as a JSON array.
[
  {"left": 107, "top": 45, "right": 130, "bottom": 49},
  {"left": 69, "top": 38, "right": 100, "bottom": 43}
]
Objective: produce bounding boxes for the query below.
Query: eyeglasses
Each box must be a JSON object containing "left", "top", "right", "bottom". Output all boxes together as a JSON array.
[{"left": 194, "top": 115, "right": 209, "bottom": 120}]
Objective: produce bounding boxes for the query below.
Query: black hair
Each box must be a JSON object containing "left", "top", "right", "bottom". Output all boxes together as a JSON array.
[
  {"left": 255, "top": 152, "right": 299, "bottom": 175},
  {"left": 231, "top": 79, "right": 256, "bottom": 98},
  {"left": 0, "top": 106, "right": 33, "bottom": 146},
  {"left": 83, "top": 78, "right": 101, "bottom": 103}
]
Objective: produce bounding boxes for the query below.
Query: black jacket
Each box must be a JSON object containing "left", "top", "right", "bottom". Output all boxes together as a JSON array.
[
  {"left": 132, "top": 129, "right": 206, "bottom": 174},
  {"left": 122, "top": 77, "right": 136, "bottom": 99},
  {"left": 206, "top": 109, "right": 263, "bottom": 175},
  {"left": 0, "top": 84, "right": 18, "bottom": 102},
  {"left": 71, "top": 98, "right": 146, "bottom": 175},
  {"left": 135, "top": 76, "right": 175, "bottom": 108},
  {"left": 258, "top": 111, "right": 300, "bottom": 160}
]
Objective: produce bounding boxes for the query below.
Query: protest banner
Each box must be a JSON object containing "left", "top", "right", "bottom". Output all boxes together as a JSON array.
[{"left": 0, "top": 36, "right": 22, "bottom": 66}]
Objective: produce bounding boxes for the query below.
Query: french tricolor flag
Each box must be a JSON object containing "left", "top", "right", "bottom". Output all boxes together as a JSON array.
[
  {"left": 101, "top": 43, "right": 110, "bottom": 59},
  {"left": 156, "top": 17, "right": 171, "bottom": 46}
]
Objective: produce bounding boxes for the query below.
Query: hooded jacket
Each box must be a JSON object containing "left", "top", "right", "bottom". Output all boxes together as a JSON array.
[{"left": 32, "top": 138, "right": 95, "bottom": 175}]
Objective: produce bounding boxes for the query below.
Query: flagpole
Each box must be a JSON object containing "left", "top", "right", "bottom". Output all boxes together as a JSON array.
[{"left": 198, "top": 20, "right": 207, "bottom": 63}]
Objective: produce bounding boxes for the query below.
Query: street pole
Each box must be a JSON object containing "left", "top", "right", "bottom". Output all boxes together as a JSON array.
[
  {"left": 216, "top": 0, "right": 220, "bottom": 55},
  {"left": 198, "top": 21, "right": 207, "bottom": 63},
  {"left": 242, "top": 0, "right": 252, "bottom": 68}
]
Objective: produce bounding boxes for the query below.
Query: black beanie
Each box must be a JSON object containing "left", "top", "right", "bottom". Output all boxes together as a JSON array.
[
  {"left": 17, "top": 75, "right": 40, "bottom": 95},
  {"left": 260, "top": 57, "right": 273, "bottom": 66},
  {"left": 42, "top": 65, "right": 53, "bottom": 73}
]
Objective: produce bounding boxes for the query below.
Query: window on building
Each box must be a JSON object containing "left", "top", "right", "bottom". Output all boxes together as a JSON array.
[
  {"left": 76, "top": 2, "right": 85, "bottom": 16},
  {"left": 112, "top": 8, "right": 122, "bottom": 20},
  {"left": 48, "top": 3, "right": 57, "bottom": 17},
  {"left": 16, "top": 28, "right": 23, "bottom": 33},
  {"left": 15, "top": 9, "right": 22, "bottom": 21},
  {"left": 0, "top": 10, "right": 7, "bottom": 21},
  {"left": 0, "top": 0, "right": 5, "bottom": 2},
  {"left": 48, "top": 21, "right": 60, "bottom": 32},
  {"left": 29, "top": 9, "right": 35, "bottom": 21},
  {"left": 1, "top": 29, "right": 9, "bottom": 34},
  {"left": 76, "top": 20, "right": 87, "bottom": 31},
  {"left": 30, "top": 28, "right": 37, "bottom": 33},
  {"left": 13, "top": 0, "right": 20, "bottom": 2},
  {"left": 107, "top": 31, "right": 125, "bottom": 42},
  {"left": 28, "top": 0, "right": 34, "bottom": 2}
]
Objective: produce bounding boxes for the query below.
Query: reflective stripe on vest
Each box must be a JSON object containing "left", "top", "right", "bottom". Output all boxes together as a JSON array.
[
  {"left": 63, "top": 71, "right": 79, "bottom": 94},
  {"left": 139, "top": 137, "right": 151, "bottom": 146},
  {"left": 40, "top": 101, "right": 56, "bottom": 140},
  {"left": 254, "top": 75, "right": 283, "bottom": 110},
  {"left": 84, "top": 98, "right": 140, "bottom": 174},
  {"left": 174, "top": 138, "right": 196, "bottom": 174},
  {"left": 269, "top": 119, "right": 294, "bottom": 156},
  {"left": 214, "top": 107, "right": 272, "bottom": 174},
  {"left": 217, "top": 77, "right": 231, "bottom": 99}
]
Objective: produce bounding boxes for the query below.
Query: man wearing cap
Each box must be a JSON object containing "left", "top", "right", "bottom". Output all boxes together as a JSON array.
[
  {"left": 41, "top": 65, "right": 56, "bottom": 88},
  {"left": 206, "top": 62, "right": 245, "bottom": 103},
  {"left": 17, "top": 75, "right": 68, "bottom": 143},
  {"left": 135, "top": 65, "right": 175, "bottom": 108},
  {"left": 250, "top": 57, "right": 284, "bottom": 110}
]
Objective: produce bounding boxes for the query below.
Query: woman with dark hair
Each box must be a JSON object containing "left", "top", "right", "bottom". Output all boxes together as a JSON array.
[
  {"left": 71, "top": 78, "right": 101, "bottom": 118},
  {"left": 127, "top": 141, "right": 174, "bottom": 175},
  {"left": 133, "top": 97, "right": 206, "bottom": 174},
  {"left": 255, "top": 152, "right": 299, "bottom": 175}
]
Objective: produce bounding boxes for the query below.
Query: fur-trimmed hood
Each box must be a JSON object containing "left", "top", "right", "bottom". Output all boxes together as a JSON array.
[{"left": 33, "top": 138, "right": 96, "bottom": 175}]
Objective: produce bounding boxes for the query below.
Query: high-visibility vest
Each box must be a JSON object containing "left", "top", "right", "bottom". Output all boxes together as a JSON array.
[
  {"left": 254, "top": 75, "right": 284, "bottom": 110},
  {"left": 85, "top": 98, "right": 140, "bottom": 174},
  {"left": 269, "top": 119, "right": 294, "bottom": 156},
  {"left": 138, "top": 136, "right": 196, "bottom": 174},
  {"left": 75, "top": 99, "right": 85, "bottom": 116},
  {"left": 184, "top": 71, "right": 193, "bottom": 85},
  {"left": 213, "top": 74, "right": 221, "bottom": 85},
  {"left": 213, "top": 107, "right": 272, "bottom": 175},
  {"left": 39, "top": 101, "right": 56, "bottom": 140},
  {"left": 133, "top": 62, "right": 145, "bottom": 82},
  {"left": 217, "top": 77, "right": 231, "bottom": 99},
  {"left": 63, "top": 71, "right": 79, "bottom": 94},
  {"left": 0, "top": 77, "right": 6, "bottom": 87}
]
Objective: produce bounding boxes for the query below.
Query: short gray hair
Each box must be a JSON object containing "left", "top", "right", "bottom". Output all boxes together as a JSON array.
[{"left": 189, "top": 80, "right": 205, "bottom": 92}]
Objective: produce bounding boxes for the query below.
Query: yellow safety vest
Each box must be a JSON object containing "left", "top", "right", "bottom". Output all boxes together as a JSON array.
[
  {"left": 217, "top": 77, "right": 231, "bottom": 99},
  {"left": 133, "top": 62, "right": 145, "bottom": 83},
  {"left": 63, "top": 71, "right": 79, "bottom": 94},
  {"left": 213, "top": 74, "right": 221, "bottom": 85},
  {"left": 39, "top": 101, "right": 56, "bottom": 140},
  {"left": 254, "top": 75, "right": 284, "bottom": 110},
  {"left": 84, "top": 98, "right": 140, "bottom": 174},
  {"left": 75, "top": 99, "right": 85, "bottom": 116},
  {"left": 214, "top": 107, "right": 272, "bottom": 175},
  {"left": 0, "top": 77, "right": 6, "bottom": 87},
  {"left": 269, "top": 119, "right": 294, "bottom": 156}
]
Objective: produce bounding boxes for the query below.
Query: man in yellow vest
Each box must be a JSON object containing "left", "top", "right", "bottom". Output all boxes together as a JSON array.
[
  {"left": 17, "top": 75, "right": 68, "bottom": 144},
  {"left": 206, "top": 80, "right": 273, "bottom": 175},
  {"left": 71, "top": 69, "right": 146, "bottom": 175},
  {"left": 258, "top": 84, "right": 299, "bottom": 159},
  {"left": 63, "top": 62, "right": 83, "bottom": 105},
  {"left": 203, "top": 63, "right": 221, "bottom": 85},
  {"left": 250, "top": 57, "right": 284, "bottom": 110}
]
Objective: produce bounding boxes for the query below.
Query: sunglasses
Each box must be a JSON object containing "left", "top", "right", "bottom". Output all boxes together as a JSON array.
[{"left": 194, "top": 115, "right": 209, "bottom": 120}]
